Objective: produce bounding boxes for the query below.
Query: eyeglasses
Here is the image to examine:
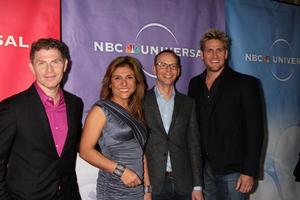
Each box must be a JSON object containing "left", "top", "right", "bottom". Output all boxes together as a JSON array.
[{"left": 155, "top": 62, "right": 179, "bottom": 70}]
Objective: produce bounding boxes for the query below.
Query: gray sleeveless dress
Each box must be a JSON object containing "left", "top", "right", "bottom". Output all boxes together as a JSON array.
[{"left": 95, "top": 100, "right": 147, "bottom": 200}]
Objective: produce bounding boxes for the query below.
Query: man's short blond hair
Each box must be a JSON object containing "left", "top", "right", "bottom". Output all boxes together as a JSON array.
[{"left": 200, "top": 29, "right": 230, "bottom": 51}]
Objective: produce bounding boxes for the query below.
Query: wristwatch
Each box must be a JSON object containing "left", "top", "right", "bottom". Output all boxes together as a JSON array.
[{"left": 144, "top": 185, "right": 152, "bottom": 193}]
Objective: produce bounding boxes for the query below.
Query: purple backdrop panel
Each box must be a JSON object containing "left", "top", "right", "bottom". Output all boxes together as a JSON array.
[
  {"left": 62, "top": 1, "right": 224, "bottom": 199},
  {"left": 62, "top": 0, "right": 225, "bottom": 114}
]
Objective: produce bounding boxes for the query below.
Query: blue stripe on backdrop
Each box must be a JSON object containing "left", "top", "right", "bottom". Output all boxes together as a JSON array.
[{"left": 226, "top": 0, "right": 300, "bottom": 199}]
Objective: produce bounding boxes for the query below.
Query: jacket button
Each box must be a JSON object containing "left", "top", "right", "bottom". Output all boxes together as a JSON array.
[{"left": 163, "top": 153, "right": 167, "bottom": 156}]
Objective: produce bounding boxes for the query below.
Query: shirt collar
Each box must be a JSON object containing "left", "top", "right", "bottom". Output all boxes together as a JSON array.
[
  {"left": 154, "top": 85, "right": 175, "bottom": 101},
  {"left": 34, "top": 82, "right": 64, "bottom": 106},
  {"left": 201, "top": 66, "right": 227, "bottom": 81}
]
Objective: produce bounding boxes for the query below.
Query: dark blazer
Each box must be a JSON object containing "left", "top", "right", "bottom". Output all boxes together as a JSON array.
[
  {"left": 0, "top": 85, "right": 83, "bottom": 200},
  {"left": 188, "top": 67, "right": 264, "bottom": 177},
  {"left": 144, "top": 88, "right": 202, "bottom": 195}
]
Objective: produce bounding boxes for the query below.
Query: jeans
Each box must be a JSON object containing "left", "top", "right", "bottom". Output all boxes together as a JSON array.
[
  {"left": 203, "top": 161, "right": 246, "bottom": 200},
  {"left": 152, "top": 175, "right": 191, "bottom": 200}
]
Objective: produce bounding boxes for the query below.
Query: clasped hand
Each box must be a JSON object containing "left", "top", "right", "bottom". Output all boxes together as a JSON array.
[{"left": 120, "top": 168, "right": 142, "bottom": 187}]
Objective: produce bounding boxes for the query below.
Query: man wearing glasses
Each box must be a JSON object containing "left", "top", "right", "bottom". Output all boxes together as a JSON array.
[{"left": 144, "top": 49, "right": 204, "bottom": 200}]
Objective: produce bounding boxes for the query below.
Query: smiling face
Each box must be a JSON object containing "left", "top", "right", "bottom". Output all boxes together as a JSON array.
[
  {"left": 153, "top": 52, "right": 180, "bottom": 88},
  {"left": 29, "top": 48, "right": 67, "bottom": 94},
  {"left": 110, "top": 65, "right": 137, "bottom": 106},
  {"left": 201, "top": 39, "right": 228, "bottom": 74}
]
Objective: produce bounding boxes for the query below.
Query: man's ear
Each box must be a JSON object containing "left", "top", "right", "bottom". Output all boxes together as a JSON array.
[
  {"left": 29, "top": 62, "right": 35, "bottom": 75},
  {"left": 63, "top": 59, "right": 68, "bottom": 72},
  {"left": 176, "top": 67, "right": 181, "bottom": 77},
  {"left": 152, "top": 65, "right": 157, "bottom": 75}
]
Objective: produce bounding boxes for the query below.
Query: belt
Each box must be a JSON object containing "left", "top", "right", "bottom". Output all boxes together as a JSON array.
[{"left": 165, "top": 171, "right": 173, "bottom": 176}]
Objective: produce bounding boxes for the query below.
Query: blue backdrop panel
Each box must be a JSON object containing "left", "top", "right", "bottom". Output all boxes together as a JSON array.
[{"left": 226, "top": 0, "right": 300, "bottom": 199}]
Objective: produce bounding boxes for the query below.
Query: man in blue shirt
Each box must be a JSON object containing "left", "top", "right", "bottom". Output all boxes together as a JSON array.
[{"left": 144, "top": 49, "right": 203, "bottom": 200}]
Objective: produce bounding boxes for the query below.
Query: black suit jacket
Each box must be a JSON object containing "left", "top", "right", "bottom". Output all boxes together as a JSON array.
[
  {"left": 188, "top": 67, "right": 264, "bottom": 177},
  {"left": 144, "top": 88, "right": 202, "bottom": 195},
  {"left": 0, "top": 85, "right": 83, "bottom": 200}
]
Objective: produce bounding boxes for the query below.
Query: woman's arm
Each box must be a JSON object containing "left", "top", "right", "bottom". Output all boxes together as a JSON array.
[
  {"left": 143, "top": 155, "right": 152, "bottom": 200},
  {"left": 79, "top": 106, "right": 141, "bottom": 187},
  {"left": 79, "top": 106, "right": 116, "bottom": 172}
]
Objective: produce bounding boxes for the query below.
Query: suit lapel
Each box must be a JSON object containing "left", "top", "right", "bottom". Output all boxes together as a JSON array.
[
  {"left": 168, "top": 91, "right": 180, "bottom": 136},
  {"left": 61, "top": 91, "right": 74, "bottom": 157},
  {"left": 148, "top": 88, "right": 168, "bottom": 136},
  {"left": 28, "top": 86, "right": 59, "bottom": 157}
]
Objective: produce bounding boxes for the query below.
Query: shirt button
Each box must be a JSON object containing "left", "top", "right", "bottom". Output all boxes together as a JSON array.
[
  {"left": 55, "top": 127, "right": 58, "bottom": 130},
  {"left": 56, "top": 144, "right": 59, "bottom": 148}
]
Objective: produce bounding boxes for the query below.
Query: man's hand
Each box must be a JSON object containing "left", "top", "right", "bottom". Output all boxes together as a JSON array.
[
  {"left": 192, "top": 190, "right": 204, "bottom": 200},
  {"left": 236, "top": 174, "right": 254, "bottom": 193}
]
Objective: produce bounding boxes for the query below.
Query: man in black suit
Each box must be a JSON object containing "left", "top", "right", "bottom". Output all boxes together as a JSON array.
[
  {"left": 0, "top": 38, "right": 83, "bottom": 200},
  {"left": 188, "top": 29, "right": 264, "bottom": 200},
  {"left": 144, "top": 49, "right": 203, "bottom": 200}
]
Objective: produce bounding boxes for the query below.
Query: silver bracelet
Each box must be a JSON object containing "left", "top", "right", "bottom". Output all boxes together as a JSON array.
[
  {"left": 144, "top": 185, "right": 152, "bottom": 193},
  {"left": 113, "top": 163, "right": 126, "bottom": 177}
]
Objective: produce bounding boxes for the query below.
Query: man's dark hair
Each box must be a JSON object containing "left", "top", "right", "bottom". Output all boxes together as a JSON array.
[{"left": 30, "top": 38, "right": 69, "bottom": 63}]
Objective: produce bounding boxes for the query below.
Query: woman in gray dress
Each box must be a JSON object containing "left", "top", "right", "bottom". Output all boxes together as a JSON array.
[{"left": 79, "top": 56, "right": 152, "bottom": 200}]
